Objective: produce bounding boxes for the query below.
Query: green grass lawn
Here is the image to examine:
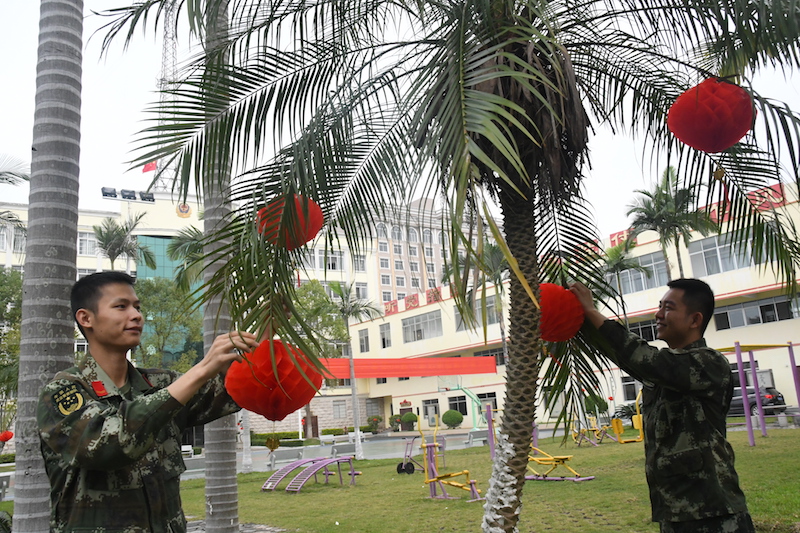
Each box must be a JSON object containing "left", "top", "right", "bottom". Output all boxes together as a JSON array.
[{"left": 177, "top": 427, "right": 800, "bottom": 533}]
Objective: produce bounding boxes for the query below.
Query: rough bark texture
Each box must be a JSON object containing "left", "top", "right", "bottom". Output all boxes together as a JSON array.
[
  {"left": 15, "top": 1, "right": 83, "bottom": 531},
  {"left": 481, "top": 191, "right": 543, "bottom": 533},
  {"left": 203, "top": 3, "right": 239, "bottom": 531}
]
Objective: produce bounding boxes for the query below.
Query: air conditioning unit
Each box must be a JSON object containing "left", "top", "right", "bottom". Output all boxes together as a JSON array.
[{"left": 428, "top": 416, "right": 437, "bottom": 426}]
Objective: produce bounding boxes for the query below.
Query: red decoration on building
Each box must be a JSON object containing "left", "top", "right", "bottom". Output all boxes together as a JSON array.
[
  {"left": 667, "top": 78, "right": 755, "bottom": 153},
  {"left": 0, "top": 431, "right": 12, "bottom": 442},
  {"left": 405, "top": 293, "right": 419, "bottom": 310},
  {"left": 426, "top": 287, "right": 442, "bottom": 304},
  {"left": 384, "top": 300, "right": 399, "bottom": 316},
  {"left": 225, "top": 340, "right": 323, "bottom": 421},
  {"left": 539, "top": 283, "right": 585, "bottom": 342},
  {"left": 256, "top": 194, "right": 324, "bottom": 250},
  {"left": 400, "top": 400, "right": 411, "bottom": 407}
]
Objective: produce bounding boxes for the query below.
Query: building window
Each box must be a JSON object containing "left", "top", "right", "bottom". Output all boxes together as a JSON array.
[
  {"left": 427, "top": 278, "right": 438, "bottom": 289},
  {"left": 376, "top": 223, "right": 388, "bottom": 238},
  {"left": 380, "top": 323, "right": 391, "bottom": 348},
  {"left": 409, "top": 245, "right": 418, "bottom": 256},
  {"left": 622, "top": 375, "right": 641, "bottom": 401},
  {"left": 425, "top": 247, "right": 434, "bottom": 258},
  {"left": 75, "top": 339, "right": 88, "bottom": 355},
  {"left": 608, "top": 251, "right": 669, "bottom": 295},
  {"left": 714, "top": 295, "right": 796, "bottom": 330},
  {"left": 78, "top": 232, "right": 97, "bottom": 256},
  {"left": 12, "top": 227, "right": 26, "bottom": 254},
  {"left": 397, "top": 292, "right": 406, "bottom": 300},
  {"left": 391, "top": 226, "right": 403, "bottom": 240},
  {"left": 423, "top": 229, "right": 433, "bottom": 243},
  {"left": 355, "top": 282, "right": 368, "bottom": 299},
  {"left": 0, "top": 228, "right": 6, "bottom": 251},
  {"left": 422, "top": 399, "right": 440, "bottom": 422},
  {"left": 393, "top": 244, "right": 402, "bottom": 255},
  {"left": 379, "top": 241, "right": 388, "bottom": 252},
  {"left": 408, "top": 228, "right": 419, "bottom": 243},
  {"left": 411, "top": 277, "right": 420, "bottom": 288},
  {"left": 380, "top": 258, "right": 389, "bottom": 269},
  {"left": 449, "top": 395, "right": 468, "bottom": 416},
  {"left": 359, "top": 329, "right": 370, "bottom": 353},
  {"left": 475, "top": 346, "right": 506, "bottom": 366},
  {"left": 302, "top": 250, "right": 316, "bottom": 269},
  {"left": 381, "top": 275, "right": 391, "bottom": 285},
  {"left": 426, "top": 264, "right": 435, "bottom": 274},
  {"left": 477, "top": 392, "right": 498, "bottom": 413},
  {"left": 410, "top": 261, "right": 419, "bottom": 272},
  {"left": 396, "top": 276, "right": 405, "bottom": 287},
  {"left": 402, "top": 310, "right": 443, "bottom": 343},
  {"left": 630, "top": 319, "right": 657, "bottom": 341},
  {"left": 382, "top": 291, "right": 393, "bottom": 302},
  {"left": 398, "top": 377, "right": 410, "bottom": 381},
  {"left": 689, "top": 233, "right": 753, "bottom": 277},
  {"left": 318, "top": 250, "right": 344, "bottom": 271},
  {"left": 455, "top": 296, "right": 500, "bottom": 331},
  {"left": 77, "top": 268, "right": 95, "bottom": 279},
  {"left": 333, "top": 400, "right": 348, "bottom": 419},
  {"left": 353, "top": 255, "right": 366, "bottom": 272},
  {"left": 395, "top": 260, "right": 404, "bottom": 270},
  {"left": 376, "top": 377, "right": 387, "bottom": 384}
]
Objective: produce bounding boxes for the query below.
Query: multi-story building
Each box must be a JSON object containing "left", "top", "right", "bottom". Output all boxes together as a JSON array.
[{"left": 3, "top": 184, "right": 799, "bottom": 438}]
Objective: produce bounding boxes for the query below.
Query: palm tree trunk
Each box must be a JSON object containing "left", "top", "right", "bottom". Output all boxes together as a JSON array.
[
  {"left": 202, "top": 2, "right": 239, "bottom": 531},
  {"left": 662, "top": 246, "right": 673, "bottom": 281},
  {"left": 673, "top": 235, "right": 685, "bottom": 278},
  {"left": 482, "top": 193, "right": 543, "bottom": 533},
  {"left": 15, "top": 1, "right": 83, "bottom": 530}
]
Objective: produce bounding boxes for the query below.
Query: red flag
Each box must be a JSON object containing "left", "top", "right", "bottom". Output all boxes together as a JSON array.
[{"left": 142, "top": 161, "right": 157, "bottom": 173}]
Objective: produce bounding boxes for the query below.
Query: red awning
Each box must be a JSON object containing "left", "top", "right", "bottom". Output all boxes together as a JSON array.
[{"left": 321, "top": 356, "right": 496, "bottom": 379}]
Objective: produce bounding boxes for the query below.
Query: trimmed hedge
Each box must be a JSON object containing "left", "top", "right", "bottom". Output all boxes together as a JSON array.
[{"left": 0, "top": 454, "right": 13, "bottom": 464}]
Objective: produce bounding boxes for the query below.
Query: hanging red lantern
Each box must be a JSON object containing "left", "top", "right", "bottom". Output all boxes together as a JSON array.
[
  {"left": 0, "top": 431, "right": 13, "bottom": 442},
  {"left": 539, "top": 283, "right": 585, "bottom": 342},
  {"left": 225, "top": 339, "right": 323, "bottom": 421},
  {"left": 667, "top": 78, "right": 755, "bottom": 153},
  {"left": 256, "top": 194, "right": 324, "bottom": 250}
]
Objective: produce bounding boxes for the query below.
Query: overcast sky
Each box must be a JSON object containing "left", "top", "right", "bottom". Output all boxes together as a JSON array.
[{"left": 2, "top": 2, "right": 798, "bottom": 238}]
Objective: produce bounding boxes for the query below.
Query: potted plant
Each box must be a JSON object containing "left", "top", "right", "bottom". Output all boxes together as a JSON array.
[
  {"left": 400, "top": 412, "right": 418, "bottom": 431},
  {"left": 389, "top": 414, "right": 402, "bottom": 431}
]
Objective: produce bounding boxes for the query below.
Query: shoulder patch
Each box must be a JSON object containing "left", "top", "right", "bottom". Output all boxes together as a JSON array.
[{"left": 52, "top": 384, "right": 85, "bottom": 416}]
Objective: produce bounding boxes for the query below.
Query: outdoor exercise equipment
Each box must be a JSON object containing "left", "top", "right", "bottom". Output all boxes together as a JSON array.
[
  {"left": 261, "top": 456, "right": 361, "bottom": 493},
  {"left": 526, "top": 446, "right": 595, "bottom": 482},
  {"left": 587, "top": 415, "right": 618, "bottom": 444},
  {"left": 418, "top": 415, "right": 482, "bottom": 501},
  {"left": 398, "top": 415, "right": 447, "bottom": 474},
  {"left": 570, "top": 418, "right": 599, "bottom": 447},
  {"left": 610, "top": 389, "right": 644, "bottom": 444}
]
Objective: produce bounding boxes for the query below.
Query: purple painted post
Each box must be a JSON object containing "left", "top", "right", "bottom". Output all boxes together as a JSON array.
[
  {"left": 788, "top": 343, "right": 800, "bottom": 411},
  {"left": 734, "top": 343, "right": 756, "bottom": 447},
  {"left": 748, "top": 350, "right": 767, "bottom": 437},
  {"left": 532, "top": 422, "right": 539, "bottom": 451},
  {"left": 486, "top": 404, "right": 496, "bottom": 459}
]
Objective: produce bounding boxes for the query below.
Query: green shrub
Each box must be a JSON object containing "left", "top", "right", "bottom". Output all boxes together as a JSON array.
[
  {"left": 585, "top": 394, "right": 609, "bottom": 415},
  {"left": 0, "top": 454, "right": 14, "bottom": 465},
  {"left": 401, "top": 412, "right": 418, "bottom": 429},
  {"left": 250, "top": 432, "right": 300, "bottom": 446},
  {"left": 389, "top": 414, "right": 402, "bottom": 430},
  {"left": 367, "top": 415, "right": 383, "bottom": 431},
  {"left": 321, "top": 428, "right": 345, "bottom": 436},
  {"left": 441, "top": 409, "right": 464, "bottom": 429}
]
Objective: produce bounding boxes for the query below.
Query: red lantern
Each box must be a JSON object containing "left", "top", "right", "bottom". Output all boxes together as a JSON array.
[
  {"left": 225, "top": 340, "right": 323, "bottom": 421},
  {"left": 539, "top": 283, "right": 585, "bottom": 342},
  {"left": 667, "top": 78, "right": 755, "bottom": 153},
  {"left": 0, "top": 431, "right": 13, "bottom": 442},
  {"left": 256, "top": 194, "right": 324, "bottom": 250}
]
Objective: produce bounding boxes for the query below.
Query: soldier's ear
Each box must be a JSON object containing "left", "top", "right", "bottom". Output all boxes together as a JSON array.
[
  {"left": 688, "top": 311, "right": 704, "bottom": 331},
  {"left": 75, "top": 309, "right": 93, "bottom": 330}
]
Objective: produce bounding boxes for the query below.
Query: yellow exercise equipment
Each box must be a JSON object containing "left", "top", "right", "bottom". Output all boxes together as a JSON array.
[{"left": 610, "top": 389, "right": 644, "bottom": 444}]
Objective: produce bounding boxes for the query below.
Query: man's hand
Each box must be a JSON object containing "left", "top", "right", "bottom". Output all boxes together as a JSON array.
[
  {"left": 167, "top": 331, "right": 261, "bottom": 405},
  {"left": 569, "top": 282, "right": 607, "bottom": 329}
]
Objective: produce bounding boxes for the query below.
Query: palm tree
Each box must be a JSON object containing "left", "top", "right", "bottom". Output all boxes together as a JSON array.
[
  {"left": 626, "top": 166, "right": 717, "bottom": 279},
  {"left": 328, "top": 281, "right": 382, "bottom": 460},
  {"left": 166, "top": 225, "right": 204, "bottom": 291},
  {"left": 93, "top": 213, "right": 157, "bottom": 271},
  {"left": 600, "top": 239, "right": 651, "bottom": 326},
  {"left": 101, "top": 1, "right": 800, "bottom": 530},
  {"left": 16, "top": 1, "right": 84, "bottom": 529}
]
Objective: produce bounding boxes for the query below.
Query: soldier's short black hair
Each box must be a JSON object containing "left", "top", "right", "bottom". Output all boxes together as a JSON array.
[
  {"left": 71, "top": 272, "right": 136, "bottom": 332},
  {"left": 667, "top": 278, "right": 715, "bottom": 334}
]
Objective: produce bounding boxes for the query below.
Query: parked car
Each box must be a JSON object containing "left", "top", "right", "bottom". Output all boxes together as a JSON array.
[{"left": 729, "top": 386, "right": 786, "bottom": 416}]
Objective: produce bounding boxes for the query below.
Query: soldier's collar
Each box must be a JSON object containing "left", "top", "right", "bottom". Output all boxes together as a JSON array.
[{"left": 78, "top": 356, "right": 152, "bottom": 398}]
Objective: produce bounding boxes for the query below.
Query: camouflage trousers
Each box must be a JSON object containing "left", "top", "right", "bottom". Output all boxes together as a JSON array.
[{"left": 660, "top": 512, "right": 755, "bottom": 533}]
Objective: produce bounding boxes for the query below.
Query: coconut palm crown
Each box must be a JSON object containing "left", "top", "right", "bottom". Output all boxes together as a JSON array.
[{"left": 100, "top": 0, "right": 800, "bottom": 530}]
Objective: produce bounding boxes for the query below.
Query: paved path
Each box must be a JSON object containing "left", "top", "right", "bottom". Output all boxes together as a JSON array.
[{"left": 187, "top": 521, "right": 285, "bottom": 532}]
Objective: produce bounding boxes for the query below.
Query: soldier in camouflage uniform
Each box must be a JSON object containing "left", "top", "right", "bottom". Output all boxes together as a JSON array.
[
  {"left": 570, "top": 278, "right": 754, "bottom": 533},
  {"left": 38, "top": 271, "right": 262, "bottom": 532}
]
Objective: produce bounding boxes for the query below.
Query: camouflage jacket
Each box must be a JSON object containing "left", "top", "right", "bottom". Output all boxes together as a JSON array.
[
  {"left": 37, "top": 355, "right": 240, "bottom": 533},
  {"left": 598, "top": 320, "right": 749, "bottom": 523}
]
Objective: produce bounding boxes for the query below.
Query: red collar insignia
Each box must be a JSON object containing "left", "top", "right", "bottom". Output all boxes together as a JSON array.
[{"left": 91, "top": 381, "right": 108, "bottom": 397}]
